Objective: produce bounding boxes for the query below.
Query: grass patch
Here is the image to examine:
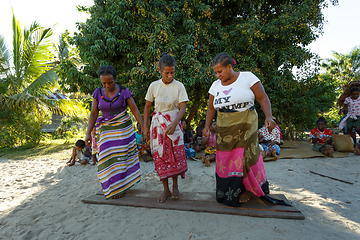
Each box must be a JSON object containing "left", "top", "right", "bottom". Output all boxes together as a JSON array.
[{"left": 0, "top": 132, "right": 85, "bottom": 160}]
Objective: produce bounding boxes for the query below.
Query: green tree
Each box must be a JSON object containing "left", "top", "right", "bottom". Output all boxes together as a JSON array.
[
  {"left": 0, "top": 12, "right": 86, "bottom": 148},
  {"left": 321, "top": 46, "right": 360, "bottom": 90},
  {"left": 59, "top": 0, "right": 338, "bottom": 135}
]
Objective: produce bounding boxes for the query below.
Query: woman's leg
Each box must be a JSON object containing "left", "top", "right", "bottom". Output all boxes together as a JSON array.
[
  {"left": 172, "top": 176, "right": 180, "bottom": 199},
  {"left": 158, "top": 178, "right": 172, "bottom": 203}
]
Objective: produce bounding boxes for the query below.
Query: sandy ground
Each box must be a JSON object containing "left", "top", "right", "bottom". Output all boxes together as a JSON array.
[{"left": 0, "top": 148, "right": 359, "bottom": 240}]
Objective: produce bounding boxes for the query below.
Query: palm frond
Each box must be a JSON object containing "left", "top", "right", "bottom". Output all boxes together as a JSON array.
[
  {"left": 42, "top": 98, "right": 88, "bottom": 118},
  {"left": 12, "top": 10, "right": 22, "bottom": 87},
  {"left": 23, "top": 26, "right": 55, "bottom": 83},
  {"left": 24, "top": 66, "right": 58, "bottom": 95},
  {"left": 0, "top": 35, "right": 11, "bottom": 78}
]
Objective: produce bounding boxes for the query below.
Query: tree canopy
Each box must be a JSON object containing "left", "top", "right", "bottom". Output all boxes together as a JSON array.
[
  {"left": 59, "top": 0, "right": 339, "bottom": 138},
  {"left": 321, "top": 46, "right": 360, "bottom": 91}
]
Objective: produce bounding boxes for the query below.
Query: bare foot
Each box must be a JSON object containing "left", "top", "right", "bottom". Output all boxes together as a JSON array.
[
  {"left": 66, "top": 160, "right": 75, "bottom": 166},
  {"left": 201, "top": 155, "right": 205, "bottom": 164},
  {"left": 328, "top": 147, "right": 334, "bottom": 158},
  {"left": 205, "top": 155, "right": 211, "bottom": 167},
  {"left": 355, "top": 146, "right": 360, "bottom": 155},
  {"left": 239, "top": 190, "right": 251, "bottom": 203},
  {"left": 158, "top": 190, "right": 172, "bottom": 203},
  {"left": 80, "top": 159, "right": 88, "bottom": 165},
  {"left": 271, "top": 148, "right": 278, "bottom": 160},
  {"left": 91, "top": 161, "right": 96, "bottom": 165},
  {"left": 172, "top": 185, "right": 181, "bottom": 199},
  {"left": 324, "top": 145, "right": 330, "bottom": 156},
  {"left": 111, "top": 193, "right": 125, "bottom": 199}
]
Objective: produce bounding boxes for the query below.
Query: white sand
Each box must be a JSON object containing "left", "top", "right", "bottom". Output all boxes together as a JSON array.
[{"left": 0, "top": 149, "right": 359, "bottom": 239}]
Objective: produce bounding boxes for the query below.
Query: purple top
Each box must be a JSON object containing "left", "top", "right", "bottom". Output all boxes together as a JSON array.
[{"left": 93, "top": 85, "right": 133, "bottom": 119}]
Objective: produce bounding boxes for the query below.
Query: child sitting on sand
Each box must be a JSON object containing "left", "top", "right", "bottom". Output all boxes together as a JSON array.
[
  {"left": 66, "top": 140, "right": 92, "bottom": 166},
  {"left": 201, "top": 121, "right": 216, "bottom": 167},
  {"left": 310, "top": 117, "right": 334, "bottom": 157},
  {"left": 258, "top": 118, "right": 281, "bottom": 160},
  {"left": 181, "top": 119, "right": 196, "bottom": 158}
]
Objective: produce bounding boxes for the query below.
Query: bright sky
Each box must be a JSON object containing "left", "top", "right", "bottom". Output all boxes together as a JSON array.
[{"left": 0, "top": 0, "right": 359, "bottom": 61}]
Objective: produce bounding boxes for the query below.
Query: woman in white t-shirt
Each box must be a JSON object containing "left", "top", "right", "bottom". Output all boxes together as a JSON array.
[
  {"left": 203, "top": 52, "right": 288, "bottom": 207},
  {"left": 143, "top": 53, "right": 189, "bottom": 203}
]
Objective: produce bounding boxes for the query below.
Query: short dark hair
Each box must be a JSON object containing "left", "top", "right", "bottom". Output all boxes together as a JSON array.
[
  {"left": 159, "top": 52, "right": 176, "bottom": 70},
  {"left": 98, "top": 65, "right": 117, "bottom": 79},
  {"left": 76, "top": 140, "right": 86, "bottom": 148},
  {"left": 350, "top": 87, "right": 360, "bottom": 94},
  {"left": 211, "top": 52, "right": 234, "bottom": 67},
  {"left": 316, "top": 117, "right": 327, "bottom": 125}
]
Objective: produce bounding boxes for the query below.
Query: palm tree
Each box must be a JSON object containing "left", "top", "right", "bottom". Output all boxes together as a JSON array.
[
  {"left": 0, "top": 11, "right": 86, "bottom": 147},
  {"left": 321, "top": 46, "right": 360, "bottom": 90}
]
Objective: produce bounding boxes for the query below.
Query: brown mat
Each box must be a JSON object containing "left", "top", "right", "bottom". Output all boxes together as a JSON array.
[
  {"left": 82, "top": 189, "right": 304, "bottom": 220},
  {"left": 264, "top": 140, "right": 351, "bottom": 161}
]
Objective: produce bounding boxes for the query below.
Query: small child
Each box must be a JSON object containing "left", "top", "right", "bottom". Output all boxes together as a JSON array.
[
  {"left": 339, "top": 87, "right": 360, "bottom": 143},
  {"left": 135, "top": 122, "right": 144, "bottom": 155},
  {"left": 91, "top": 128, "right": 98, "bottom": 165},
  {"left": 258, "top": 118, "right": 281, "bottom": 160},
  {"left": 201, "top": 121, "right": 216, "bottom": 167},
  {"left": 310, "top": 117, "right": 334, "bottom": 157},
  {"left": 66, "top": 140, "right": 92, "bottom": 166},
  {"left": 181, "top": 119, "right": 196, "bottom": 158}
]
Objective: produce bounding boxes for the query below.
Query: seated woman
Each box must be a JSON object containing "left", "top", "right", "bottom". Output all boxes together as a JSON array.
[
  {"left": 258, "top": 117, "right": 281, "bottom": 160},
  {"left": 310, "top": 117, "right": 334, "bottom": 157},
  {"left": 201, "top": 121, "right": 216, "bottom": 167}
]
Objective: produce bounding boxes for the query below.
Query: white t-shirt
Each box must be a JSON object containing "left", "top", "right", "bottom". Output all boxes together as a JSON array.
[
  {"left": 208, "top": 72, "right": 260, "bottom": 112},
  {"left": 145, "top": 79, "right": 189, "bottom": 112}
]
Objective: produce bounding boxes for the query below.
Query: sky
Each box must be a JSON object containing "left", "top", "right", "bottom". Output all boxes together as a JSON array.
[{"left": 0, "top": 0, "right": 359, "bottom": 61}]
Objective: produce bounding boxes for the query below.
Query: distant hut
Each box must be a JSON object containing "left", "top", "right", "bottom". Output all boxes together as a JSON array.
[
  {"left": 41, "top": 91, "right": 69, "bottom": 132},
  {"left": 337, "top": 80, "right": 360, "bottom": 108}
]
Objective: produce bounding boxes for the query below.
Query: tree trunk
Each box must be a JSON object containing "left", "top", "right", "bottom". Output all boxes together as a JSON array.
[{"left": 288, "top": 117, "right": 294, "bottom": 140}]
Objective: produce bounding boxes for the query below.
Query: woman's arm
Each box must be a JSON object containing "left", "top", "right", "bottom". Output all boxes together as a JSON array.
[
  {"left": 143, "top": 100, "right": 153, "bottom": 140},
  {"left": 165, "top": 102, "right": 186, "bottom": 135},
  {"left": 85, "top": 99, "right": 99, "bottom": 146},
  {"left": 203, "top": 94, "right": 216, "bottom": 138},
  {"left": 201, "top": 135, "right": 210, "bottom": 146},
  {"left": 251, "top": 82, "right": 275, "bottom": 131},
  {"left": 126, "top": 97, "right": 144, "bottom": 134}
]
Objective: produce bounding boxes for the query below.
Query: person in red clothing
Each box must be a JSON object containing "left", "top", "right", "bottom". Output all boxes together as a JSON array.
[{"left": 310, "top": 117, "right": 334, "bottom": 157}]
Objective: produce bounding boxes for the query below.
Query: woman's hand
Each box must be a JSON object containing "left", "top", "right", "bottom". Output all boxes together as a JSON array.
[
  {"left": 85, "top": 133, "right": 92, "bottom": 146},
  {"left": 202, "top": 126, "right": 210, "bottom": 138},
  {"left": 264, "top": 116, "right": 275, "bottom": 132},
  {"left": 143, "top": 126, "right": 150, "bottom": 141},
  {"left": 165, "top": 122, "right": 177, "bottom": 135}
]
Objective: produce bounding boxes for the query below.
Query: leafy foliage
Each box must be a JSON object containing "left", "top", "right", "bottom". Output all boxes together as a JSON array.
[
  {"left": 0, "top": 12, "right": 87, "bottom": 148},
  {"left": 321, "top": 46, "right": 360, "bottom": 90},
  {"left": 59, "top": 0, "right": 339, "bottom": 138}
]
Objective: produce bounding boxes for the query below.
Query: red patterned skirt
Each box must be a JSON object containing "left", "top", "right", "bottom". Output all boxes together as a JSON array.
[{"left": 150, "top": 110, "right": 187, "bottom": 180}]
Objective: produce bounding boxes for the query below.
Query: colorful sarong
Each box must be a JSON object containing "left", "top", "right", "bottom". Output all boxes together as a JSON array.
[
  {"left": 150, "top": 110, "right": 187, "bottom": 180},
  {"left": 204, "top": 146, "right": 216, "bottom": 156},
  {"left": 96, "top": 110, "right": 141, "bottom": 199},
  {"left": 215, "top": 109, "right": 269, "bottom": 207}
]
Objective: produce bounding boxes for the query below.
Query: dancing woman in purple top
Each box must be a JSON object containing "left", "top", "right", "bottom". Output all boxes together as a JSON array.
[{"left": 85, "top": 66, "right": 144, "bottom": 199}]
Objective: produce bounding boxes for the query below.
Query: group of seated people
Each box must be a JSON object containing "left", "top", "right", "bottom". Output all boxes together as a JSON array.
[{"left": 71, "top": 109, "right": 358, "bottom": 167}]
